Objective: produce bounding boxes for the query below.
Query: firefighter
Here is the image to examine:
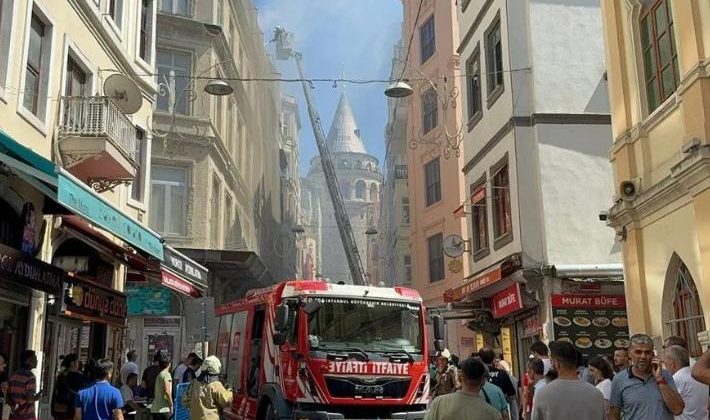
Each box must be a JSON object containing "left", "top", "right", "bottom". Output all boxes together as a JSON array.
[
  {"left": 183, "top": 356, "right": 232, "bottom": 420},
  {"left": 433, "top": 348, "right": 458, "bottom": 397}
]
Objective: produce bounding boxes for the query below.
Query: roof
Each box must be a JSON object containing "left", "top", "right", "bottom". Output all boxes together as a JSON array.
[{"left": 326, "top": 91, "right": 367, "bottom": 154}]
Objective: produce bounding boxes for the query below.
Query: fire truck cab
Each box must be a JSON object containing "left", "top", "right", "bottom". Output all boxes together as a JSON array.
[{"left": 213, "top": 280, "right": 434, "bottom": 420}]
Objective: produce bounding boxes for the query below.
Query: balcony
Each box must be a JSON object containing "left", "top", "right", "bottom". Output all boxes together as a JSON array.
[
  {"left": 58, "top": 96, "right": 137, "bottom": 192},
  {"left": 158, "top": 0, "right": 194, "bottom": 18},
  {"left": 394, "top": 165, "right": 408, "bottom": 179}
]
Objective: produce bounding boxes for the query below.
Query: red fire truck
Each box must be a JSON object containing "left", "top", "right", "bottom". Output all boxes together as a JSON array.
[{"left": 213, "top": 279, "right": 442, "bottom": 420}]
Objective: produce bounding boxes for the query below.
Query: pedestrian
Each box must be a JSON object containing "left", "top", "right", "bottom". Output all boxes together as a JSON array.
[
  {"left": 481, "top": 379, "right": 509, "bottom": 419},
  {"left": 662, "top": 345, "right": 708, "bottom": 420},
  {"left": 588, "top": 356, "right": 614, "bottom": 416},
  {"left": 52, "top": 354, "right": 85, "bottom": 420},
  {"left": 7, "top": 350, "right": 41, "bottom": 420},
  {"left": 424, "top": 357, "right": 501, "bottom": 420},
  {"left": 527, "top": 358, "right": 546, "bottom": 401},
  {"left": 140, "top": 353, "right": 162, "bottom": 402},
  {"left": 530, "top": 342, "right": 552, "bottom": 374},
  {"left": 182, "top": 355, "right": 202, "bottom": 384},
  {"left": 119, "top": 373, "right": 139, "bottom": 419},
  {"left": 173, "top": 353, "right": 196, "bottom": 385},
  {"left": 691, "top": 348, "right": 710, "bottom": 385},
  {"left": 609, "top": 333, "right": 684, "bottom": 419},
  {"left": 497, "top": 359, "right": 519, "bottom": 420},
  {"left": 149, "top": 352, "right": 172, "bottom": 420},
  {"left": 613, "top": 348, "right": 629, "bottom": 373},
  {"left": 530, "top": 341, "right": 605, "bottom": 420},
  {"left": 183, "top": 356, "right": 233, "bottom": 420},
  {"left": 74, "top": 359, "right": 123, "bottom": 420},
  {"left": 576, "top": 351, "right": 595, "bottom": 385},
  {"left": 663, "top": 336, "right": 698, "bottom": 366},
  {"left": 119, "top": 351, "right": 138, "bottom": 387},
  {"left": 0, "top": 353, "right": 9, "bottom": 419},
  {"left": 432, "top": 349, "right": 457, "bottom": 397},
  {"left": 479, "top": 347, "right": 517, "bottom": 398}
]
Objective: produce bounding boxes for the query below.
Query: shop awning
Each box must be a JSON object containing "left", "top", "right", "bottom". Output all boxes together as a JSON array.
[
  {"left": 0, "top": 129, "right": 163, "bottom": 260},
  {"left": 126, "top": 245, "right": 208, "bottom": 297},
  {"left": 443, "top": 253, "right": 522, "bottom": 303}
]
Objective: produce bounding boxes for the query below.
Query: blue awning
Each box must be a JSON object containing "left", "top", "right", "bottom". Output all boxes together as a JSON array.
[{"left": 0, "top": 129, "right": 164, "bottom": 260}]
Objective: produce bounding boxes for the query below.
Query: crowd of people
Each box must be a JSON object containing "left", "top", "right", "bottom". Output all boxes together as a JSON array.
[
  {"left": 0, "top": 350, "right": 232, "bottom": 420},
  {"left": 425, "top": 334, "right": 710, "bottom": 420}
]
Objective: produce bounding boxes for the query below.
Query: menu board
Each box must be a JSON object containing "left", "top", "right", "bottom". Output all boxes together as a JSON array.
[{"left": 551, "top": 294, "right": 630, "bottom": 358}]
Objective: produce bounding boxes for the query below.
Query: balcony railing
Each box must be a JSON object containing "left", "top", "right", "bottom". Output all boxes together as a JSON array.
[
  {"left": 394, "top": 165, "right": 408, "bottom": 179},
  {"left": 58, "top": 96, "right": 137, "bottom": 163}
]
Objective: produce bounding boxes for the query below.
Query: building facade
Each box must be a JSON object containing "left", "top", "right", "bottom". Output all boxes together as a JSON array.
[
  {"left": 129, "top": 0, "right": 284, "bottom": 369},
  {"left": 379, "top": 37, "right": 412, "bottom": 287},
  {"left": 401, "top": 0, "right": 472, "bottom": 356},
  {"left": 602, "top": 0, "right": 710, "bottom": 356},
  {"left": 305, "top": 91, "right": 382, "bottom": 284},
  {"left": 0, "top": 0, "right": 209, "bottom": 417},
  {"left": 453, "top": 0, "right": 622, "bottom": 374}
]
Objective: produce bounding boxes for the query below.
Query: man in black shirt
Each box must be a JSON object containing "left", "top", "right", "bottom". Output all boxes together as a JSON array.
[{"left": 478, "top": 346, "right": 516, "bottom": 397}]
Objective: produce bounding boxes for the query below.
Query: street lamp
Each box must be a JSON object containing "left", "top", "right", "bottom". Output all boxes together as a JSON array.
[
  {"left": 204, "top": 79, "right": 234, "bottom": 96},
  {"left": 291, "top": 225, "right": 306, "bottom": 234},
  {"left": 384, "top": 80, "right": 414, "bottom": 98},
  {"left": 365, "top": 226, "right": 378, "bottom": 235}
]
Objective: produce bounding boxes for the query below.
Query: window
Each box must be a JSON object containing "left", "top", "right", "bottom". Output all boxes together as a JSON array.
[
  {"left": 401, "top": 197, "right": 410, "bottom": 224},
  {"left": 425, "top": 157, "right": 441, "bottom": 206},
  {"left": 139, "top": 0, "right": 153, "bottom": 62},
  {"left": 427, "top": 233, "right": 444, "bottom": 282},
  {"left": 355, "top": 180, "right": 366, "bottom": 200},
  {"left": 420, "top": 15, "right": 435, "bottom": 63},
  {"left": 370, "top": 184, "right": 378, "bottom": 202},
  {"left": 470, "top": 181, "right": 488, "bottom": 256},
  {"left": 215, "top": 94, "right": 223, "bottom": 136},
  {"left": 131, "top": 129, "right": 144, "bottom": 201},
  {"left": 466, "top": 47, "right": 482, "bottom": 120},
  {"left": 159, "top": 0, "right": 189, "bottom": 16},
  {"left": 486, "top": 18, "right": 504, "bottom": 96},
  {"left": 229, "top": 19, "right": 237, "bottom": 51},
  {"left": 108, "top": 0, "right": 123, "bottom": 28},
  {"left": 157, "top": 49, "right": 190, "bottom": 114},
  {"left": 65, "top": 57, "right": 87, "bottom": 97},
  {"left": 280, "top": 111, "right": 289, "bottom": 138},
  {"left": 421, "top": 88, "right": 438, "bottom": 134},
  {"left": 0, "top": 0, "right": 14, "bottom": 92},
  {"left": 150, "top": 166, "right": 187, "bottom": 235},
  {"left": 228, "top": 98, "right": 237, "bottom": 158},
  {"left": 210, "top": 176, "right": 221, "bottom": 247},
  {"left": 403, "top": 255, "right": 412, "bottom": 284},
  {"left": 224, "top": 193, "right": 232, "bottom": 245},
  {"left": 492, "top": 162, "right": 511, "bottom": 239},
  {"left": 23, "top": 14, "right": 46, "bottom": 116},
  {"left": 640, "top": 0, "right": 679, "bottom": 113},
  {"left": 667, "top": 257, "right": 706, "bottom": 357}
]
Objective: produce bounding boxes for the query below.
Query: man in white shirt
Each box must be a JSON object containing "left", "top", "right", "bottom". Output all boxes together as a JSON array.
[
  {"left": 663, "top": 345, "right": 708, "bottom": 420},
  {"left": 120, "top": 350, "right": 139, "bottom": 385}
]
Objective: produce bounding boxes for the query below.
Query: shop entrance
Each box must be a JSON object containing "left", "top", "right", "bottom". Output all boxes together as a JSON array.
[{"left": 141, "top": 317, "right": 182, "bottom": 370}]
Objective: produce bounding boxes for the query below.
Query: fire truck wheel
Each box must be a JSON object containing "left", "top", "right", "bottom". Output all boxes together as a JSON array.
[{"left": 260, "top": 400, "right": 277, "bottom": 420}]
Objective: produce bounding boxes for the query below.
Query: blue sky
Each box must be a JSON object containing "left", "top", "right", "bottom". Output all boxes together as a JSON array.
[{"left": 253, "top": 0, "right": 403, "bottom": 176}]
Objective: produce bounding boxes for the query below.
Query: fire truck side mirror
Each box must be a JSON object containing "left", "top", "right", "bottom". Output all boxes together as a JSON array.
[
  {"left": 275, "top": 304, "right": 290, "bottom": 332},
  {"left": 432, "top": 314, "right": 445, "bottom": 341}
]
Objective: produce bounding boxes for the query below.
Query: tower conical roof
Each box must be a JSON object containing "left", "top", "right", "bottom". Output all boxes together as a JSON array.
[{"left": 326, "top": 91, "right": 367, "bottom": 154}]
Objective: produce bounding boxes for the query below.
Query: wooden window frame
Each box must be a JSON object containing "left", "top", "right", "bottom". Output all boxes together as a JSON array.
[
  {"left": 640, "top": 0, "right": 679, "bottom": 113},
  {"left": 427, "top": 233, "right": 445, "bottom": 283},
  {"left": 24, "top": 14, "right": 45, "bottom": 115},
  {"left": 420, "top": 15, "right": 436, "bottom": 64},
  {"left": 470, "top": 175, "right": 489, "bottom": 260},
  {"left": 421, "top": 87, "right": 438, "bottom": 134},
  {"left": 491, "top": 156, "right": 512, "bottom": 248},
  {"left": 139, "top": 0, "right": 150, "bottom": 60},
  {"left": 131, "top": 129, "right": 144, "bottom": 201},
  {"left": 485, "top": 15, "right": 504, "bottom": 107},
  {"left": 65, "top": 56, "right": 87, "bottom": 97},
  {"left": 424, "top": 157, "right": 441, "bottom": 206},
  {"left": 466, "top": 45, "right": 482, "bottom": 130},
  {"left": 668, "top": 263, "right": 706, "bottom": 357}
]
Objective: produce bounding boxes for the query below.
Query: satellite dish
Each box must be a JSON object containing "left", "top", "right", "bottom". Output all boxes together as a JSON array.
[{"left": 103, "top": 73, "right": 143, "bottom": 114}]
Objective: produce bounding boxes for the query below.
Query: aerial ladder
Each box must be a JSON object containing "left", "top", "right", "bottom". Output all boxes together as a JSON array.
[{"left": 273, "top": 27, "right": 368, "bottom": 286}]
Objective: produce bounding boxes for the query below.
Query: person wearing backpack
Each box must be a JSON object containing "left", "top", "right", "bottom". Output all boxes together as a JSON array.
[
  {"left": 52, "top": 354, "right": 85, "bottom": 420},
  {"left": 183, "top": 356, "right": 232, "bottom": 420}
]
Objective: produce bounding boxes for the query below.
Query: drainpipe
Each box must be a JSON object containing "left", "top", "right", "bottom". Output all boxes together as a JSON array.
[{"left": 553, "top": 264, "right": 624, "bottom": 279}]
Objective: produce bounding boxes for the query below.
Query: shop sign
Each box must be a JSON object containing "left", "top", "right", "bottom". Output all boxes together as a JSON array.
[
  {"left": 125, "top": 284, "right": 171, "bottom": 316},
  {"left": 63, "top": 277, "right": 127, "bottom": 325},
  {"left": 444, "top": 267, "right": 502, "bottom": 302},
  {"left": 448, "top": 259, "right": 463, "bottom": 274},
  {"left": 492, "top": 283, "right": 523, "bottom": 319},
  {"left": 144, "top": 317, "right": 180, "bottom": 328},
  {"left": 57, "top": 173, "right": 163, "bottom": 260},
  {"left": 443, "top": 235, "right": 466, "bottom": 258},
  {"left": 161, "top": 270, "right": 201, "bottom": 297},
  {"left": 0, "top": 242, "right": 63, "bottom": 295},
  {"left": 522, "top": 315, "right": 542, "bottom": 338},
  {"left": 460, "top": 336, "right": 475, "bottom": 347},
  {"left": 551, "top": 294, "right": 629, "bottom": 359},
  {"left": 162, "top": 246, "right": 208, "bottom": 289}
]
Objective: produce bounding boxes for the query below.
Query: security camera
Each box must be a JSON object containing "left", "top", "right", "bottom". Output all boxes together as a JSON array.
[{"left": 598, "top": 211, "right": 608, "bottom": 222}]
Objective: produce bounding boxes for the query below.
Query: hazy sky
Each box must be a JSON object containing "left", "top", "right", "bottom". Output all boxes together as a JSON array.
[{"left": 253, "top": 0, "right": 403, "bottom": 176}]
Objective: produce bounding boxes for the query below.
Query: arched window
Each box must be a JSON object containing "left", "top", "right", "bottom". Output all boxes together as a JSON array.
[
  {"left": 340, "top": 181, "right": 351, "bottom": 199},
  {"left": 666, "top": 254, "right": 706, "bottom": 357},
  {"left": 355, "top": 180, "right": 366, "bottom": 200},
  {"left": 370, "top": 184, "right": 378, "bottom": 202}
]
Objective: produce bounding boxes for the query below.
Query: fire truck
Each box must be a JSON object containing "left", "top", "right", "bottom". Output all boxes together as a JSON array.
[{"left": 213, "top": 279, "right": 444, "bottom": 420}]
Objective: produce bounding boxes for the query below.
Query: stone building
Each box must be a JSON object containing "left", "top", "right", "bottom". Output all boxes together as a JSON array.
[
  {"left": 601, "top": 0, "right": 710, "bottom": 356},
  {"left": 305, "top": 91, "right": 383, "bottom": 284}
]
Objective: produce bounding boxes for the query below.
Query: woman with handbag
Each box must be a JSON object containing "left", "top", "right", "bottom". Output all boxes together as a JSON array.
[{"left": 51, "top": 354, "right": 85, "bottom": 420}]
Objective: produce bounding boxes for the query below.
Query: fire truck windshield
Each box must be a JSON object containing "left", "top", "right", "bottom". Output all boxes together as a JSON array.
[{"left": 306, "top": 297, "right": 423, "bottom": 354}]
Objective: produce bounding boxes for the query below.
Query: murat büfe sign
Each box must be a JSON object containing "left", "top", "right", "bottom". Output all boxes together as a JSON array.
[{"left": 551, "top": 294, "right": 630, "bottom": 358}]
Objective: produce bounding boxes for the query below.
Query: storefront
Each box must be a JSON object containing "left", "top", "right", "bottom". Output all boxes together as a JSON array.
[{"left": 443, "top": 253, "right": 627, "bottom": 378}]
